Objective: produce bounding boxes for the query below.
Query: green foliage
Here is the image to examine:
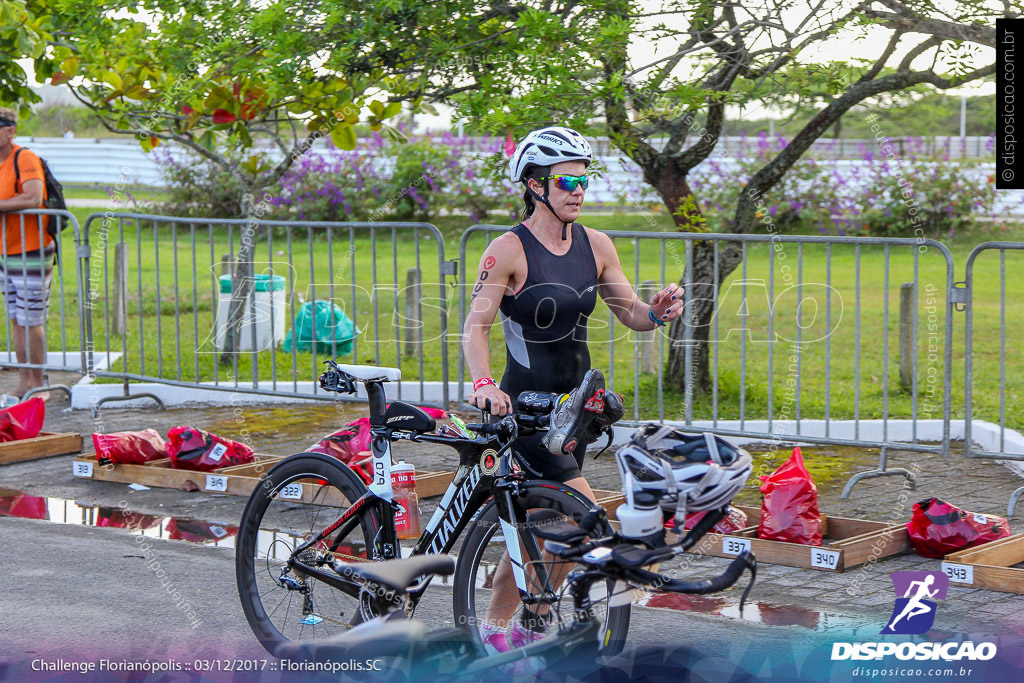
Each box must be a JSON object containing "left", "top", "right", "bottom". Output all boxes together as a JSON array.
[
  {"left": 687, "top": 134, "right": 998, "bottom": 238},
  {"left": 149, "top": 149, "right": 248, "bottom": 218},
  {"left": 17, "top": 105, "right": 111, "bottom": 137},
  {"left": 153, "top": 131, "right": 520, "bottom": 223},
  {"left": 0, "top": 0, "right": 52, "bottom": 106}
]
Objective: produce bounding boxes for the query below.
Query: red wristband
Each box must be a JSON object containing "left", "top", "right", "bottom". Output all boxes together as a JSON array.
[{"left": 473, "top": 377, "right": 496, "bottom": 391}]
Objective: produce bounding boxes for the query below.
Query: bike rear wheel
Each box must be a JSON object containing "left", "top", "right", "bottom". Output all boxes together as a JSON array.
[
  {"left": 452, "top": 483, "right": 631, "bottom": 656},
  {"left": 235, "top": 453, "right": 385, "bottom": 654}
]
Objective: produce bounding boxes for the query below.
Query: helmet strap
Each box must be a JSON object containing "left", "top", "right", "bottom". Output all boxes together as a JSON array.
[{"left": 527, "top": 180, "right": 573, "bottom": 240}]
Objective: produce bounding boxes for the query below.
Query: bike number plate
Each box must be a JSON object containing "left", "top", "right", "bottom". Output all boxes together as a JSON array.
[
  {"left": 280, "top": 483, "right": 303, "bottom": 500},
  {"left": 722, "top": 537, "right": 751, "bottom": 556}
]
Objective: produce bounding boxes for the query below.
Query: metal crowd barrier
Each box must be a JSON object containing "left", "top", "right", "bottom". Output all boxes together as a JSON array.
[
  {"left": 459, "top": 226, "right": 956, "bottom": 498},
  {"left": 0, "top": 208, "right": 87, "bottom": 402},
  {"left": 9, "top": 206, "right": 1021, "bottom": 510},
  {"left": 80, "top": 213, "right": 453, "bottom": 410},
  {"left": 963, "top": 242, "right": 1024, "bottom": 515}
]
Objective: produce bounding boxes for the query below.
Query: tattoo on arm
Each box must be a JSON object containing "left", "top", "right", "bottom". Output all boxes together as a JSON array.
[{"left": 469, "top": 256, "right": 497, "bottom": 306}]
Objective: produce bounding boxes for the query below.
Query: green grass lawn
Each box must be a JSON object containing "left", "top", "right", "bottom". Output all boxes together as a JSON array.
[{"left": 21, "top": 205, "right": 1024, "bottom": 427}]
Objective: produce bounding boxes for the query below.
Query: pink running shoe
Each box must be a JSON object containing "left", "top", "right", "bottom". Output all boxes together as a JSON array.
[
  {"left": 479, "top": 622, "right": 511, "bottom": 654},
  {"left": 508, "top": 621, "right": 546, "bottom": 649}
]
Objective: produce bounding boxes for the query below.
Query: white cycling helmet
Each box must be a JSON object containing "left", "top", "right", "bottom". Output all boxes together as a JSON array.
[
  {"left": 614, "top": 425, "right": 752, "bottom": 512},
  {"left": 508, "top": 126, "right": 593, "bottom": 183}
]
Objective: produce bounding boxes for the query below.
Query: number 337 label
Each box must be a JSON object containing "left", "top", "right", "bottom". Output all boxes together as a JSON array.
[{"left": 722, "top": 537, "right": 751, "bottom": 555}]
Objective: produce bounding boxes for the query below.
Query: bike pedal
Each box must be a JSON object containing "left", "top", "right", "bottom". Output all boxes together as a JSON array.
[{"left": 584, "top": 389, "right": 605, "bottom": 412}]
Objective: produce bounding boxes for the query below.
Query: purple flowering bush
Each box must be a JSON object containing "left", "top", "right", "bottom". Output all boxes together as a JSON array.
[
  {"left": 687, "top": 132, "right": 998, "bottom": 237},
  {"left": 151, "top": 148, "right": 248, "bottom": 217},
  {"left": 153, "top": 130, "right": 522, "bottom": 223}
]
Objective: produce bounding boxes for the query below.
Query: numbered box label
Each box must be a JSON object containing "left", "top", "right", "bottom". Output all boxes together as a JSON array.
[
  {"left": 722, "top": 537, "right": 752, "bottom": 556},
  {"left": 208, "top": 443, "right": 228, "bottom": 463},
  {"left": 72, "top": 461, "right": 94, "bottom": 478},
  {"left": 205, "top": 475, "right": 228, "bottom": 492},
  {"left": 810, "top": 548, "right": 840, "bottom": 570},
  {"left": 280, "top": 483, "right": 303, "bottom": 500},
  {"left": 942, "top": 562, "right": 974, "bottom": 585}
]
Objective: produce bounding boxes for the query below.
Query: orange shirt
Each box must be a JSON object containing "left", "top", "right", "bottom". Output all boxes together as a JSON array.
[{"left": 0, "top": 144, "right": 51, "bottom": 255}]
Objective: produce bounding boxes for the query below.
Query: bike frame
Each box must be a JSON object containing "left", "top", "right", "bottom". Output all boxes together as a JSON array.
[{"left": 284, "top": 378, "right": 594, "bottom": 613}]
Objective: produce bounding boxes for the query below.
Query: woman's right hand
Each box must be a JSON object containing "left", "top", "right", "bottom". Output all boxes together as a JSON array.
[{"left": 469, "top": 384, "right": 513, "bottom": 416}]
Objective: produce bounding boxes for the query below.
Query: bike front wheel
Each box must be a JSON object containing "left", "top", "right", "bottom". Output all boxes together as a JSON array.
[
  {"left": 452, "top": 482, "right": 631, "bottom": 656},
  {"left": 235, "top": 452, "right": 385, "bottom": 654}
]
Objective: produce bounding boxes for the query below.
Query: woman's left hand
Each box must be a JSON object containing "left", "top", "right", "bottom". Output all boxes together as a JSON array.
[{"left": 649, "top": 283, "right": 683, "bottom": 322}]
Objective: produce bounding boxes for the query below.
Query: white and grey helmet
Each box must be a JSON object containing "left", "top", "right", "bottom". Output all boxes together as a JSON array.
[
  {"left": 508, "top": 126, "right": 593, "bottom": 183},
  {"left": 614, "top": 425, "right": 753, "bottom": 512}
]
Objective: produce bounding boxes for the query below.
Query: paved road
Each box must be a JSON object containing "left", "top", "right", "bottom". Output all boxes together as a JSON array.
[
  {"left": 0, "top": 513, "right": 804, "bottom": 682},
  {"left": 1, "top": 402, "right": 1022, "bottom": 681}
]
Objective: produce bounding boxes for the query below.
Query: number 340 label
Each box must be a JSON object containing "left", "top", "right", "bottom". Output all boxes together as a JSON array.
[
  {"left": 942, "top": 562, "right": 974, "bottom": 585},
  {"left": 810, "top": 548, "right": 841, "bottom": 570}
]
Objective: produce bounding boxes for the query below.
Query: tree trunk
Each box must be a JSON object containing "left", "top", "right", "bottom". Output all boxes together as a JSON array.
[
  {"left": 219, "top": 189, "right": 257, "bottom": 365},
  {"left": 664, "top": 238, "right": 745, "bottom": 399},
  {"left": 644, "top": 160, "right": 746, "bottom": 398}
]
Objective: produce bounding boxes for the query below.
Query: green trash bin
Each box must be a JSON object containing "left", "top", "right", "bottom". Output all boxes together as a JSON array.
[{"left": 282, "top": 300, "right": 357, "bottom": 355}]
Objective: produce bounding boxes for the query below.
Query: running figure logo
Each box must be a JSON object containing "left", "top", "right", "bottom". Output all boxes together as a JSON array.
[{"left": 880, "top": 571, "right": 949, "bottom": 635}]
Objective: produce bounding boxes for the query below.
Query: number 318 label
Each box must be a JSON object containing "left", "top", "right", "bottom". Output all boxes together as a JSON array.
[{"left": 941, "top": 562, "right": 974, "bottom": 585}]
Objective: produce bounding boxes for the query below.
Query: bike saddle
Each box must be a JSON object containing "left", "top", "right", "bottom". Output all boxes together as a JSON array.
[
  {"left": 274, "top": 616, "right": 424, "bottom": 662},
  {"left": 331, "top": 554, "right": 455, "bottom": 593}
]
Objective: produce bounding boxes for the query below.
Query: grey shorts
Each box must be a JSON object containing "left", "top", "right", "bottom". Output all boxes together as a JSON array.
[{"left": 0, "top": 249, "right": 54, "bottom": 327}]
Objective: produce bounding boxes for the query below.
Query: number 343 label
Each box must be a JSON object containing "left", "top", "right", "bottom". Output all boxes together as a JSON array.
[{"left": 941, "top": 562, "right": 974, "bottom": 585}]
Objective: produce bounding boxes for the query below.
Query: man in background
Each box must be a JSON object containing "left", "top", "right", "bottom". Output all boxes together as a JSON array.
[{"left": 0, "top": 106, "right": 53, "bottom": 400}]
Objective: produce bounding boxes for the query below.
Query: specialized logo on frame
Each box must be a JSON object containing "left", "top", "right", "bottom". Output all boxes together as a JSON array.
[{"left": 880, "top": 570, "right": 948, "bottom": 635}]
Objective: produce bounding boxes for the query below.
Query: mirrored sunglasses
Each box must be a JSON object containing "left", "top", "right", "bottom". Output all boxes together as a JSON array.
[{"left": 540, "top": 174, "right": 589, "bottom": 192}]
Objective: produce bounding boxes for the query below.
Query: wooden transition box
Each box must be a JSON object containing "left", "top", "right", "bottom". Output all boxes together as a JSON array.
[
  {"left": 72, "top": 453, "right": 457, "bottom": 500},
  {"left": 71, "top": 452, "right": 625, "bottom": 517},
  {"left": 941, "top": 534, "right": 1024, "bottom": 594},
  {"left": 681, "top": 505, "right": 913, "bottom": 572},
  {"left": 0, "top": 432, "right": 83, "bottom": 465}
]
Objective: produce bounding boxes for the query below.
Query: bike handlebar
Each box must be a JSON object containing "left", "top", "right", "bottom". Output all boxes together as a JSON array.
[{"left": 625, "top": 550, "right": 755, "bottom": 595}]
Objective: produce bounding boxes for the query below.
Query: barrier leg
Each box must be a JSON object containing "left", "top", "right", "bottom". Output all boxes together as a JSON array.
[{"left": 840, "top": 447, "right": 916, "bottom": 499}]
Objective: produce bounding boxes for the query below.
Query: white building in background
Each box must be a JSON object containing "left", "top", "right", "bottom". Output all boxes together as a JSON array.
[{"left": 31, "top": 84, "right": 81, "bottom": 108}]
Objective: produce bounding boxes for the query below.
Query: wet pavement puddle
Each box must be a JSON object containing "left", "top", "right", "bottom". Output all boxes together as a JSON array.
[
  {"left": 0, "top": 488, "right": 240, "bottom": 548},
  {"left": 636, "top": 591, "right": 876, "bottom": 633},
  {"left": 0, "top": 489, "right": 892, "bottom": 633}
]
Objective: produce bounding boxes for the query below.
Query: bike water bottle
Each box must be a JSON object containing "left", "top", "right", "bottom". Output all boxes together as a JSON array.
[
  {"left": 392, "top": 461, "right": 422, "bottom": 540},
  {"left": 616, "top": 491, "right": 663, "bottom": 541}
]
